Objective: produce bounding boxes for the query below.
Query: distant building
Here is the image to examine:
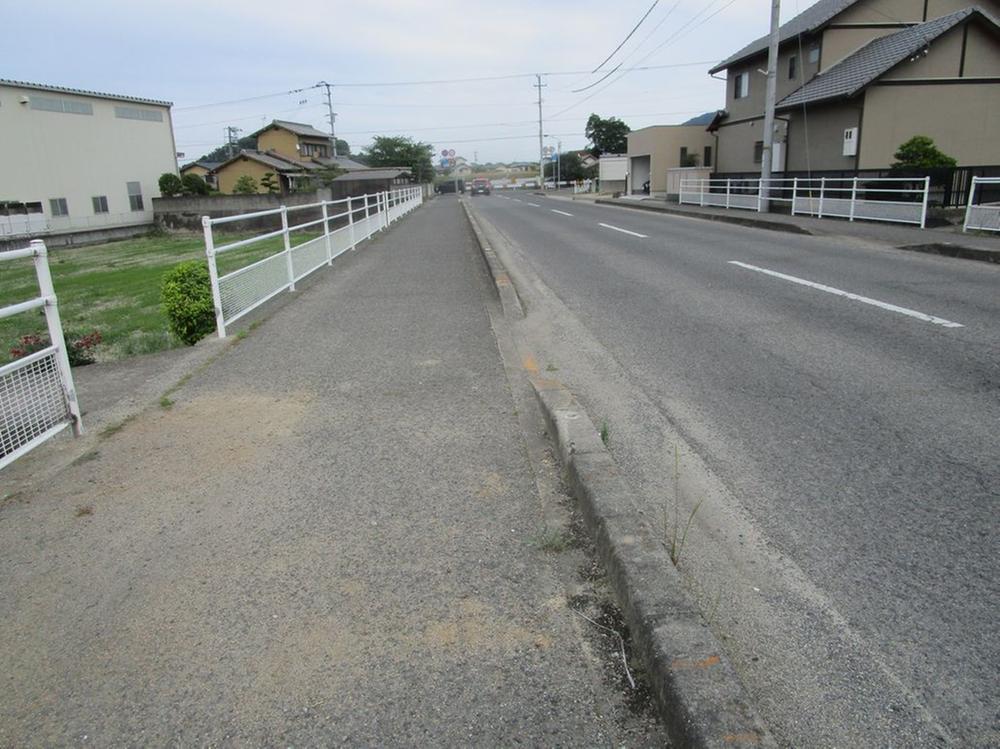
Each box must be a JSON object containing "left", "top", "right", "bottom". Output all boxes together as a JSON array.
[
  {"left": 626, "top": 125, "right": 715, "bottom": 196},
  {"left": 179, "top": 160, "right": 221, "bottom": 189},
  {"left": 0, "top": 79, "right": 177, "bottom": 239},
  {"left": 209, "top": 120, "right": 368, "bottom": 194}
]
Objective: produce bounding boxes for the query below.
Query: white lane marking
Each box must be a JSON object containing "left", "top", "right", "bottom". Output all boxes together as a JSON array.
[
  {"left": 551, "top": 209, "right": 574, "bottom": 217},
  {"left": 728, "top": 261, "right": 964, "bottom": 328},
  {"left": 526, "top": 202, "right": 541, "bottom": 207},
  {"left": 598, "top": 222, "right": 648, "bottom": 238},
  {"left": 512, "top": 198, "right": 522, "bottom": 202}
]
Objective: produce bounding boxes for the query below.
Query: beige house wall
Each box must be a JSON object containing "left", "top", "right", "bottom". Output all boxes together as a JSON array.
[
  {"left": 833, "top": 0, "right": 924, "bottom": 25},
  {"left": 215, "top": 157, "right": 275, "bottom": 194},
  {"left": 785, "top": 101, "right": 863, "bottom": 171},
  {"left": 881, "top": 25, "right": 964, "bottom": 79},
  {"left": 257, "top": 128, "right": 301, "bottom": 162},
  {"left": 181, "top": 164, "right": 211, "bottom": 178},
  {"left": 965, "top": 23, "right": 1000, "bottom": 75},
  {"left": 859, "top": 83, "right": 1000, "bottom": 167},
  {"left": 626, "top": 125, "right": 715, "bottom": 194},
  {"left": 0, "top": 82, "right": 176, "bottom": 230},
  {"left": 821, "top": 27, "right": 899, "bottom": 69},
  {"left": 725, "top": 44, "right": 821, "bottom": 121}
]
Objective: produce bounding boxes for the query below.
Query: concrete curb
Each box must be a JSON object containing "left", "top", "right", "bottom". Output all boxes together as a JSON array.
[
  {"left": 531, "top": 377, "right": 776, "bottom": 748},
  {"left": 896, "top": 241, "right": 1000, "bottom": 264},
  {"left": 460, "top": 199, "right": 525, "bottom": 319},
  {"left": 461, "top": 199, "right": 775, "bottom": 747},
  {"left": 595, "top": 198, "right": 813, "bottom": 235}
]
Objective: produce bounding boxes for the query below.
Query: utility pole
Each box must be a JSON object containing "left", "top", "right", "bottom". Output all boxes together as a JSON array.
[
  {"left": 557, "top": 139, "right": 562, "bottom": 187},
  {"left": 317, "top": 81, "right": 338, "bottom": 157},
  {"left": 225, "top": 125, "right": 242, "bottom": 159},
  {"left": 759, "top": 0, "right": 781, "bottom": 211},
  {"left": 534, "top": 74, "right": 546, "bottom": 189}
]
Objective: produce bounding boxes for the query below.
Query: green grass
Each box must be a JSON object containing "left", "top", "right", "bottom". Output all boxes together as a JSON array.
[{"left": 0, "top": 230, "right": 317, "bottom": 365}]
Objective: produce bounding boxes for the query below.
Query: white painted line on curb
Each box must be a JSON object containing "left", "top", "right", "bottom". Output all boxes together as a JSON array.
[
  {"left": 728, "top": 261, "right": 964, "bottom": 328},
  {"left": 598, "top": 222, "right": 648, "bottom": 238},
  {"left": 526, "top": 202, "right": 541, "bottom": 207},
  {"left": 551, "top": 209, "right": 574, "bottom": 217}
]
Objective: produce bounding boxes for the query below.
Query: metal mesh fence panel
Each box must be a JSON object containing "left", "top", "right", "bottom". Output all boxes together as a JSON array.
[
  {"left": 291, "top": 236, "right": 327, "bottom": 281},
  {"left": 331, "top": 225, "right": 354, "bottom": 258},
  {"left": 1, "top": 350, "right": 70, "bottom": 465},
  {"left": 967, "top": 205, "right": 1000, "bottom": 232},
  {"left": 218, "top": 252, "right": 289, "bottom": 322}
]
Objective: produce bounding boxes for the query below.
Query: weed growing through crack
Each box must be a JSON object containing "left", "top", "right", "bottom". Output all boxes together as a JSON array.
[
  {"left": 99, "top": 415, "right": 135, "bottom": 438},
  {"left": 666, "top": 443, "right": 703, "bottom": 566},
  {"left": 546, "top": 363, "right": 559, "bottom": 372},
  {"left": 600, "top": 420, "right": 610, "bottom": 446},
  {"left": 159, "top": 396, "right": 174, "bottom": 410},
  {"left": 532, "top": 527, "right": 573, "bottom": 553},
  {"left": 75, "top": 505, "right": 94, "bottom": 518}
]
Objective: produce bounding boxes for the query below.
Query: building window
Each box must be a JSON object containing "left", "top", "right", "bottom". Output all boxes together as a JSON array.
[
  {"left": 49, "top": 198, "right": 69, "bottom": 216},
  {"left": 92, "top": 195, "right": 109, "bottom": 214},
  {"left": 704, "top": 145, "right": 713, "bottom": 168},
  {"left": 734, "top": 71, "right": 750, "bottom": 99},
  {"left": 300, "top": 142, "right": 329, "bottom": 158},
  {"left": 127, "top": 182, "right": 144, "bottom": 211},
  {"left": 808, "top": 46, "right": 820, "bottom": 64},
  {"left": 31, "top": 95, "right": 93, "bottom": 115},
  {"left": 753, "top": 141, "right": 764, "bottom": 164},
  {"left": 788, "top": 55, "right": 798, "bottom": 80},
  {"left": 114, "top": 105, "right": 163, "bottom": 122},
  {"left": 679, "top": 146, "right": 688, "bottom": 165}
]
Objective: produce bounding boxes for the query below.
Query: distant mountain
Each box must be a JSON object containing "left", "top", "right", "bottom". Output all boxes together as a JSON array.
[{"left": 680, "top": 111, "right": 717, "bottom": 126}]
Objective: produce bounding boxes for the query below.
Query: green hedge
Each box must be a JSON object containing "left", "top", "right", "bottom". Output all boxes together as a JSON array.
[{"left": 161, "top": 261, "right": 215, "bottom": 345}]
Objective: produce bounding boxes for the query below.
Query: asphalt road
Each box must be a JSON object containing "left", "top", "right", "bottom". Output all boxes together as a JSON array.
[{"left": 472, "top": 191, "right": 1000, "bottom": 747}]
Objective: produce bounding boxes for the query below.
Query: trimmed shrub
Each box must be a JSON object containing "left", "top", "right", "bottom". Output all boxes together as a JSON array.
[
  {"left": 159, "top": 172, "right": 184, "bottom": 197},
  {"left": 181, "top": 173, "right": 210, "bottom": 195},
  {"left": 161, "top": 261, "right": 215, "bottom": 345}
]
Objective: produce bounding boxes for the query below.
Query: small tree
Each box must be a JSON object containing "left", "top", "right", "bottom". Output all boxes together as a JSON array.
[
  {"left": 161, "top": 261, "right": 215, "bottom": 345},
  {"left": 232, "top": 174, "right": 258, "bottom": 194},
  {"left": 180, "top": 173, "right": 210, "bottom": 196},
  {"left": 892, "top": 136, "right": 957, "bottom": 170},
  {"left": 259, "top": 172, "right": 279, "bottom": 194},
  {"left": 159, "top": 172, "right": 184, "bottom": 197}
]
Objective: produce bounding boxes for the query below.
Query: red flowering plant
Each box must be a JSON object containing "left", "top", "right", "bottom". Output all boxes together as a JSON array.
[{"left": 10, "top": 330, "right": 102, "bottom": 366}]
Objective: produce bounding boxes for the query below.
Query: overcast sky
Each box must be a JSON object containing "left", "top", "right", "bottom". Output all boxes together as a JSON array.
[{"left": 2, "top": 0, "right": 807, "bottom": 164}]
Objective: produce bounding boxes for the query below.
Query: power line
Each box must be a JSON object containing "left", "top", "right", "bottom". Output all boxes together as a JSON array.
[{"left": 589, "top": 1, "right": 660, "bottom": 73}]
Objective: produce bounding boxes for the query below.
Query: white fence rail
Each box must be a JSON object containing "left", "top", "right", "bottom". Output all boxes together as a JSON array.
[
  {"left": 1, "top": 240, "right": 81, "bottom": 470},
  {"left": 203, "top": 186, "right": 423, "bottom": 337},
  {"left": 679, "top": 176, "right": 931, "bottom": 227},
  {"left": 963, "top": 176, "right": 1000, "bottom": 233}
]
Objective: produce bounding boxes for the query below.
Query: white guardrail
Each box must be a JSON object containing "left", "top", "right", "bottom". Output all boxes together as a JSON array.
[
  {"left": 679, "top": 176, "right": 931, "bottom": 227},
  {"left": 963, "top": 176, "right": 1000, "bottom": 233},
  {"left": 1, "top": 240, "right": 81, "bottom": 470},
  {"left": 203, "top": 186, "right": 422, "bottom": 337}
]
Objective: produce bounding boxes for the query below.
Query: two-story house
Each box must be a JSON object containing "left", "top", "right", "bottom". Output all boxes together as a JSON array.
[
  {"left": 211, "top": 120, "right": 368, "bottom": 194},
  {"left": 707, "top": 0, "right": 1000, "bottom": 174}
]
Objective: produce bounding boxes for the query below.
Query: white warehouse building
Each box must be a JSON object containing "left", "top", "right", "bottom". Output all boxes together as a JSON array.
[{"left": 0, "top": 79, "right": 177, "bottom": 241}]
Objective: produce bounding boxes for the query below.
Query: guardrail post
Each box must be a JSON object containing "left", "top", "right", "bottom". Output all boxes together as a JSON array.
[
  {"left": 963, "top": 176, "right": 977, "bottom": 233},
  {"left": 726, "top": 179, "right": 732, "bottom": 209},
  {"left": 348, "top": 196, "right": 357, "bottom": 249},
  {"left": 281, "top": 205, "right": 295, "bottom": 291},
  {"left": 382, "top": 191, "right": 389, "bottom": 229},
  {"left": 818, "top": 177, "right": 826, "bottom": 218},
  {"left": 849, "top": 177, "right": 858, "bottom": 222},
  {"left": 791, "top": 177, "right": 798, "bottom": 215},
  {"left": 322, "top": 201, "right": 333, "bottom": 265},
  {"left": 31, "top": 239, "right": 82, "bottom": 435},
  {"left": 920, "top": 176, "right": 931, "bottom": 229},
  {"left": 363, "top": 193, "right": 371, "bottom": 239},
  {"left": 202, "top": 216, "right": 227, "bottom": 339},
  {"left": 700, "top": 179, "right": 706, "bottom": 207}
]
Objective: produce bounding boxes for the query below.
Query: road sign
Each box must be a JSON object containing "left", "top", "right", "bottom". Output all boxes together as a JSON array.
[
  {"left": 448, "top": 149, "right": 456, "bottom": 157},
  {"left": 441, "top": 149, "right": 449, "bottom": 157}
]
